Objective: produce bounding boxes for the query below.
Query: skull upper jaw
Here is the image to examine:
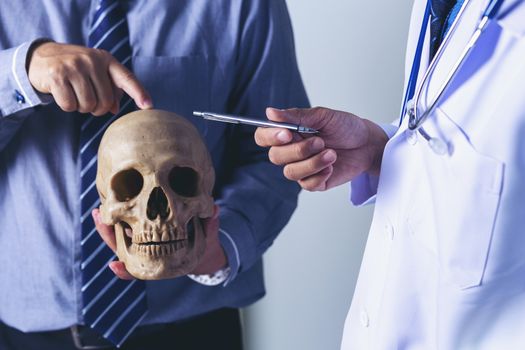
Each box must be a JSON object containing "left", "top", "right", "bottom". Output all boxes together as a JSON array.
[{"left": 115, "top": 217, "right": 207, "bottom": 280}]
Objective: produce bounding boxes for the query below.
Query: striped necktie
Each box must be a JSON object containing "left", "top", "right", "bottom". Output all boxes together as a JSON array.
[
  {"left": 80, "top": 0, "right": 147, "bottom": 347},
  {"left": 429, "top": 0, "right": 466, "bottom": 59},
  {"left": 429, "top": 0, "right": 457, "bottom": 59}
]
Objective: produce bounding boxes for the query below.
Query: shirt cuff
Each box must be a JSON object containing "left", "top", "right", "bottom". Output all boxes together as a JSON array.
[
  {"left": 214, "top": 207, "right": 257, "bottom": 285},
  {"left": 349, "top": 173, "right": 380, "bottom": 206},
  {"left": 217, "top": 228, "right": 241, "bottom": 286},
  {"left": 349, "top": 121, "right": 398, "bottom": 206},
  {"left": 1, "top": 40, "right": 51, "bottom": 116},
  {"left": 186, "top": 226, "right": 240, "bottom": 287},
  {"left": 187, "top": 266, "right": 232, "bottom": 286}
]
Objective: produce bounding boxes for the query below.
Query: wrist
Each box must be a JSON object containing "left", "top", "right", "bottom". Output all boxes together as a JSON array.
[
  {"left": 362, "top": 118, "right": 389, "bottom": 176},
  {"left": 25, "top": 38, "right": 54, "bottom": 73}
]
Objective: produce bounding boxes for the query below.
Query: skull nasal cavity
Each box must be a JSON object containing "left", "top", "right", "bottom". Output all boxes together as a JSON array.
[{"left": 147, "top": 187, "right": 170, "bottom": 220}]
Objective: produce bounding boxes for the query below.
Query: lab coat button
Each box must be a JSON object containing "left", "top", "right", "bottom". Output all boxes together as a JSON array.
[
  {"left": 405, "top": 129, "right": 418, "bottom": 145},
  {"left": 360, "top": 309, "right": 369, "bottom": 327}
]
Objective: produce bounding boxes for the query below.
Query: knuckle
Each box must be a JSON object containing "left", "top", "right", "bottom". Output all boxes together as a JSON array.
[
  {"left": 302, "top": 183, "right": 315, "bottom": 191},
  {"left": 97, "top": 49, "right": 113, "bottom": 64},
  {"left": 83, "top": 56, "right": 97, "bottom": 71},
  {"left": 293, "top": 143, "right": 309, "bottom": 159},
  {"left": 69, "top": 55, "right": 86, "bottom": 71},
  {"left": 59, "top": 100, "right": 77, "bottom": 112},
  {"left": 91, "top": 109, "right": 106, "bottom": 117},
  {"left": 95, "top": 48, "right": 110, "bottom": 57},
  {"left": 84, "top": 97, "right": 97, "bottom": 112},
  {"left": 300, "top": 179, "right": 322, "bottom": 192},
  {"left": 99, "top": 98, "right": 114, "bottom": 111},
  {"left": 310, "top": 106, "right": 329, "bottom": 119},
  {"left": 312, "top": 157, "right": 328, "bottom": 173},
  {"left": 47, "top": 65, "right": 66, "bottom": 83},
  {"left": 94, "top": 101, "right": 113, "bottom": 116}
]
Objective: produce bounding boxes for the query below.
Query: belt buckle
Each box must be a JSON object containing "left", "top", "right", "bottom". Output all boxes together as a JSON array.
[{"left": 70, "top": 325, "right": 114, "bottom": 350}]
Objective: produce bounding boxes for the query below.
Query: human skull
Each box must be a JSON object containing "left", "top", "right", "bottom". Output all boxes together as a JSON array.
[{"left": 96, "top": 109, "right": 215, "bottom": 280}]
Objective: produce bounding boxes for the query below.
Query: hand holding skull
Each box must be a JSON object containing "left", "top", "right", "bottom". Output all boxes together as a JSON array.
[{"left": 92, "top": 206, "right": 226, "bottom": 279}]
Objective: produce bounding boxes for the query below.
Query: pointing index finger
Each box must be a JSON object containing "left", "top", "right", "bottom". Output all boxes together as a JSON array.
[{"left": 108, "top": 59, "right": 153, "bottom": 110}]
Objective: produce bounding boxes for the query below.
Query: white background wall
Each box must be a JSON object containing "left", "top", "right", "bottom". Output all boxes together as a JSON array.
[{"left": 243, "top": 1, "right": 415, "bottom": 349}]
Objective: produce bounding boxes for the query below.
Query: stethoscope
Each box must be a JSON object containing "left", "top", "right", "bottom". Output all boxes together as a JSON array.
[{"left": 400, "top": 0, "right": 505, "bottom": 155}]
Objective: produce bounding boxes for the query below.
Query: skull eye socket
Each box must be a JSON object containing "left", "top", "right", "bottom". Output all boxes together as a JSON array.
[
  {"left": 169, "top": 167, "right": 199, "bottom": 197},
  {"left": 111, "top": 169, "right": 144, "bottom": 202}
]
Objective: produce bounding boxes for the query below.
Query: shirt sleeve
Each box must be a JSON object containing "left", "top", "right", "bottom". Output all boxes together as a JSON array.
[
  {"left": 350, "top": 121, "right": 399, "bottom": 206},
  {"left": 0, "top": 40, "right": 53, "bottom": 151},
  {"left": 216, "top": 0, "right": 309, "bottom": 282}
]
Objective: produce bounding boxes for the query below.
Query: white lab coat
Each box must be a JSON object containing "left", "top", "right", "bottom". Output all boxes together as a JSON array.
[{"left": 342, "top": 0, "right": 525, "bottom": 349}]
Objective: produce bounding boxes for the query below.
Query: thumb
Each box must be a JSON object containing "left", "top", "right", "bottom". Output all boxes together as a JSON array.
[
  {"left": 266, "top": 107, "right": 323, "bottom": 126},
  {"left": 266, "top": 107, "right": 304, "bottom": 124},
  {"left": 267, "top": 107, "right": 331, "bottom": 132}
]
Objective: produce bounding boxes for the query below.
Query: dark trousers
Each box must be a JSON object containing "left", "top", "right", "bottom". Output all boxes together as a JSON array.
[{"left": 0, "top": 308, "right": 243, "bottom": 350}]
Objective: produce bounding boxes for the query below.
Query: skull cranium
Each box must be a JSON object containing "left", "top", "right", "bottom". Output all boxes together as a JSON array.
[{"left": 96, "top": 109, "right": 215, "bottom": 280}]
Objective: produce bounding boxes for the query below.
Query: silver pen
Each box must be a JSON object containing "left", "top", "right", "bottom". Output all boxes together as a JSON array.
[{"left": 193, "top": 111, "right": 319, "bottom": 134}]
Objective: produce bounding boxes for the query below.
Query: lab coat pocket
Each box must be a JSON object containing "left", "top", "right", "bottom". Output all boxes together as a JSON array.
[{"left": 423, "top": 108, "right": 504, "bottom": 290}]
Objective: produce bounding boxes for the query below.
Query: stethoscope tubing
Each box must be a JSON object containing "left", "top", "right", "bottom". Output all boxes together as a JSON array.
[{"left": 409, "top": 0, "right": 504, "bottom": 131}]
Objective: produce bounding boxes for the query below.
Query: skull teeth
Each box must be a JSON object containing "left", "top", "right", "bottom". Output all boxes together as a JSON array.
[
  {"left": 132, "top": 240, "right": 188, "bottom": 256},
  {"left": 149, "top": 229, "right": 161, "bottom": 242},
  {"left": 130, "top": 219, "right": 195, "bottom": 244}
]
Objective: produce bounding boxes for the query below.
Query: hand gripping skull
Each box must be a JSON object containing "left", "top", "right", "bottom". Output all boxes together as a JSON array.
[{"left": 96, "top": 109, "right": 215, "bottom": 280}]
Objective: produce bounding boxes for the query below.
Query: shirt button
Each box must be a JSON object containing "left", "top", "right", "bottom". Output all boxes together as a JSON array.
[
  {"left": 385, "top": 224, "right": 394, "bottom": 241},
  {"left": 14, "top": 90, "right": 25, "bottom": 104},
  {"left": 360, "top": 309, "right": 369, "bottom": 327}
]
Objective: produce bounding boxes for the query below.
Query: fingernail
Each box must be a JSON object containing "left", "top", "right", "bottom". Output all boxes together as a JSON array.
[
  {"left": 322, "top": 150, "right": 336, "bottom": 162},
  {"left": 311, "top": 137, "right": 324, "bottom": 151},
  {"left": 277, "top": 130, "right": 291, "bottom": 142},
  {"left": 141, "top": 98, "right": 153, "bottom": 109}
]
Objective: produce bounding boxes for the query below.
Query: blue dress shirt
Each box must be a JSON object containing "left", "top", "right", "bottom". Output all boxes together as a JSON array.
[{"left": 0, "top": 0, "right": 309, "bottom": 331}]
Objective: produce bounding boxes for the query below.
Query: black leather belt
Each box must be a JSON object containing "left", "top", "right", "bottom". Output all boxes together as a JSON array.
[
  {"left": 0, "top": 308, "right": 241, "bottom": 350},
  {"left": 70, "top": 325, "right": 111, "bottom": 349}
]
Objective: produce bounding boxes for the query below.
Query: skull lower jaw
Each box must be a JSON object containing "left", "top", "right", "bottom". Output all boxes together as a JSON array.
[{"left": 115, "top": 217, "right": 206, "bottom": 280}]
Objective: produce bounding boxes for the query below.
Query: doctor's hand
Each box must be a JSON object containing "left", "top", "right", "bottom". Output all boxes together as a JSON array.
[
  {"left": 27, "top": 42, "right": 152, "bottom": 115},
  {"left": 255, "top": 107, "right": 389, "bottom": 191}
]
